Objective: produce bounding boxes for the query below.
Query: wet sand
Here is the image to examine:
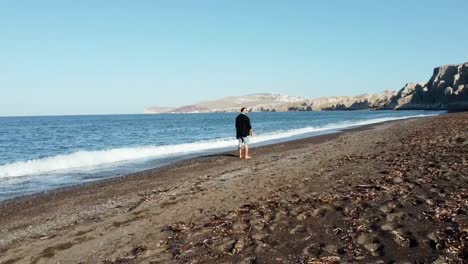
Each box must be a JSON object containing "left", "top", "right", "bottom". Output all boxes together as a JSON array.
[{"left": 0, "top": 113, "right": 467, "bottom": 264}]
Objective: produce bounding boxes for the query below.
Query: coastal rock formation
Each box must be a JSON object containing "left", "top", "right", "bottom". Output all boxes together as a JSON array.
[
  {"left": 392, "top": 63, "right": 468, "bottom": 111},
  {"left": 299, "top": 90, "right": 397, "bottom": 111},
  {"left": 145, "top": 62, "right": 468, "bottom": 113},
  {"left": 306, "top": 62, "right": 468, "bottom": 111}
]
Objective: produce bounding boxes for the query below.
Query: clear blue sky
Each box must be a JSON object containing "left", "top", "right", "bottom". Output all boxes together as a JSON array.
[{"left": 1, "top": 0, "right": 467, "bottom": 116}]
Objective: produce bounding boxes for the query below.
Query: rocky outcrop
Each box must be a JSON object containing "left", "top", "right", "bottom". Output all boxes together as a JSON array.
[
  {"left": 446, "top": 63, "right": 468, "bottom": 112},
  {"left": 301, "top": 62, "right": 467, "bottom": 112},
  {"left": 392, "top": 63, "right": 468, "bottom": 111},
  {"left": 312, "top": 91, "right": 397, "bottom": 111}
]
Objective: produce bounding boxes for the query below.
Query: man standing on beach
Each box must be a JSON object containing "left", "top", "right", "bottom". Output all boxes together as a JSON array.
[{"left": 236, "top": 107, "right": 253, "bottom": 159}]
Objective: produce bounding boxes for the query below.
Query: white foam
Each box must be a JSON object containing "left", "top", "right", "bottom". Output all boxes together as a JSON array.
[
  {"left": 248, "top": 113, "right": 439, "bottom": 144},
  {"left": 0, "top": 113, "right": 439, "bottom": 178}
]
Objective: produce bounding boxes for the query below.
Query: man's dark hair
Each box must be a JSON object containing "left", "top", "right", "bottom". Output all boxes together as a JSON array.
[{"left": 240, "top": 107, "right": 246, "bottom": 112}]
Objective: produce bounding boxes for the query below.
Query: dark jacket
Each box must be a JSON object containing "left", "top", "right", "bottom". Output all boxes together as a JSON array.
[{"left": 235, "top": 113, "right": 252, "bottom": 139}]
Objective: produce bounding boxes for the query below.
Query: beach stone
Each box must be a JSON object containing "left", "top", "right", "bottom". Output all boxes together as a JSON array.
[
  {"left": 311, "top": 208, "right": 320, "bottom": 217},
  {"left": 269, "top": 222, "right": 278, "bottom": 231},
  {"left": 296, "top": 212, "right": 309, "bottom": 221},
  {"left": 357, "top": 233, "right": 372, "bottom": 245},
  {"left": 234, "top": 237, "right": 247, "bottom": 253},
  {"left": 427, "top": 231, "right": 437, "bottom": 240},
  {"left": 240, "top": 256, "right": 257, "bottom": 264},
  {"left": 324, "top": 244, "right": 337, "bottom": 254},
  {"left": 309, "top": 256, "right": 340, "bottom": 263},
  {"left": 233, "top": 222, "right": 249, "bottom": 232},
  {"left": 364, "top": 242, "right": 383, "bottom": 252},
  {"left": 392, "top": 231, "right": 411, "bottom": 248},
  {"left": 253, "top": 222, "right": 265, "bottom": 230},
  {"left": 250, "top": 219, "right": 265, "bottom": 230},
  {"left": 393, "top": 177, "right": 404, "bottom": 183},
  {"left": 263, "top": 213, "right": 274, "bottom": 222},
  {"left": 405, "top": 183, "right": 416, "bottom": 191},
  {"left": 381, "top": 222, "right": 395, "bottom": 231},
  {"left": 275, "top": 211, "right": 288, "bottom": 221},
  {"left": 269, "top": 219, "right": 289, "bottom": 232},
  {"left": 386, "top": 212, "right": 406, "bottom": 222},
  {"left": 226, "top": 212, "right": 238, "bottom": 219},
  {"left": 379, "top": 204, "right": 393, "bottom": 214},
  {"left": 290, "top": 207, "right": 303, "bottom": 216},
  {"left": 217, "top": 239, "right": 237, "bottom": 253},
  {"left": 252, "top": 232, "right": 265, "bottom": 241},
  {"left": 290, "top": 224, "right": 306, "bottom": 234},
  {"left": 433, "top": 256, "right": 449, "bottom": 264},
  {"left": 303, "top": 244, "right": 321, "bottom": 256},
  {"left": 311, "top": 208, "right": 327, "bottom": 218},
  {"left": 255, "top": 243, "right": 267, "bottom": 253},
  {"left": 336, "top": 246, "right": 347, "bottom": 255}
]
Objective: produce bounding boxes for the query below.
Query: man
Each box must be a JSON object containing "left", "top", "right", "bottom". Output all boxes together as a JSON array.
[{"left": 235, "top": 107, "right": 253, "bottom": 159}]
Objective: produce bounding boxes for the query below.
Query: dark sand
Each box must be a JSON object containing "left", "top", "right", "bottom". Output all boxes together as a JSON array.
[{"left": 0, "top": 113, "right": 467, "bottom": 264}]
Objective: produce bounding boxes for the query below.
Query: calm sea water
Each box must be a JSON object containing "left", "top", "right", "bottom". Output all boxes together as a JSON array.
[{"left": 0, "top": 110, "right": 444, "bottom": 201}]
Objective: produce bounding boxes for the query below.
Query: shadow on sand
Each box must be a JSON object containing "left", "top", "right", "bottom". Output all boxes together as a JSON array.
[{"left": 202, "top": 153, "right": 238, "bottom": 158}]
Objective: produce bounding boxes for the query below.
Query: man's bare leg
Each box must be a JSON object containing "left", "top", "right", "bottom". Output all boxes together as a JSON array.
[
  {"left": 238, "top": 144, "right": 243, "bottom": 159},
  {"left": 245, "top": 144, "right": 251, "bottom": 159}
]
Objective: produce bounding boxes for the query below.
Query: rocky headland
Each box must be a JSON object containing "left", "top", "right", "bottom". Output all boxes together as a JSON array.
[
  {"left": 145, "top": 62, "right": 468, "bottom": 113},
  {"left": 390, "top": 63, "right": 468, "bottom": 112}
]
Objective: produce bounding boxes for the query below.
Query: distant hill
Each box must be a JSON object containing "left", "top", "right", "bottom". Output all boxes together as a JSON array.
[
  {"left": 145, "top": 62, "right": 468, "bottom": 113},
  {"left": 143, "top": 106, "right": 177, "bottom": 114},
  {"left": 144, "top": 93, "right": 309, "bottom": 113}
]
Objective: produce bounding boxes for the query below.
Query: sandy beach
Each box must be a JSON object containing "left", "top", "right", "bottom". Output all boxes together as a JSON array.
[{"left": 0, "top": 113, "right": 466, "bottom": 264}]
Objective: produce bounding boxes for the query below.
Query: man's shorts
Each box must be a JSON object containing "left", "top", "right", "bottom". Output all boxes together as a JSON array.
[{"left": 238, "top": 136, "right": 251, "bottom": 145}]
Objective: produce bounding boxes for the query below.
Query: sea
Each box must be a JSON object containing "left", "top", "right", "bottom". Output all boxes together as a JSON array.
[{"left": 0, "top": 110, "right": 445, "bottom": 201}]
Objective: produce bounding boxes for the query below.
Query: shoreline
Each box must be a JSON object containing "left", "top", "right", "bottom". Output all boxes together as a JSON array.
[
  {"left": 0, "top": 117, "right": 403, "bottom": 206},
  {"left": 0, "top": 111, "right": 442, "bottom": 195},
  {"left": 1, "top": 113, "right": 466, "bottom": 263},
  {"left": 0, "top": 125, "right": 348, "bottom": 209},
  {"left": 0, "top": 114, "right": 439, "bottom": 205}
]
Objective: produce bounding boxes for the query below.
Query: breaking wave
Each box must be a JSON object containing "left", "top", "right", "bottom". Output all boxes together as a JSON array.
[{"left": 0, "top": 113, "right": 439, "bottom": 178}]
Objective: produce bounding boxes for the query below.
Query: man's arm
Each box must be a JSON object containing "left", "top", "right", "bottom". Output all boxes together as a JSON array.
[
  {"left": 247, "top": 118, "right": 253, "bottom": 136},
  {"left": 235, "top": 116, "right": 241, "bottom": 138}
]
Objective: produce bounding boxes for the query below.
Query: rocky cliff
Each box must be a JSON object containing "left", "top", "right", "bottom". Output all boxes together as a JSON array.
[
  {"left": 288, "top": 90, "right": 397, "bottom": 111},
  {"left": 391, "top": 63, "right": 468, "bottom": 112},
  {"left": 301, "top": 62, "right": 467, "bottom": 111},
  {"left": 145, "top": 62, "right": 468, "bottom": 113}
]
